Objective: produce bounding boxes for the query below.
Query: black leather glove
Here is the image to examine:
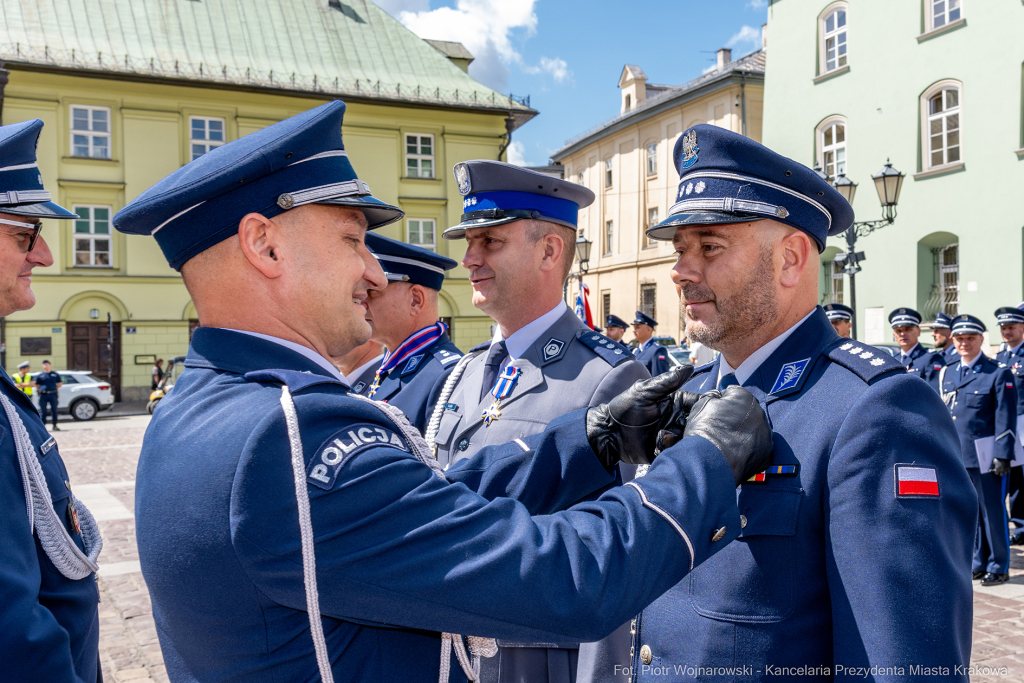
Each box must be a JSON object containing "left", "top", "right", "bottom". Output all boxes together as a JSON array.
[
  {"left": 587, "top": 365, "right": 699, "bottom": 467},
  {"left": 991, "top": 458, "right": 1013, "bottom": 477},
  {"left": 683, "top": 385, "right": 774, "bottom": 486}
]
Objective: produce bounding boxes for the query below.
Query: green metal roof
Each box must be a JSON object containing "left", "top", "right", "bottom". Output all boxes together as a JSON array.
[{"left": 0, "top": 0, "right": 534, "bottom": 119}]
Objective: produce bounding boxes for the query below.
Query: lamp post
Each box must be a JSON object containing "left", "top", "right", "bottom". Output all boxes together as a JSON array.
[
  {"left": 828, "top": 160, "right": 905, "bottom": 340},
  {"left": 563, "top": 230, "right": 593, "bottom": 302}
]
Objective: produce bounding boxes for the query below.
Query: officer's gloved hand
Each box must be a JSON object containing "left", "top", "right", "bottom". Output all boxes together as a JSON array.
[
  {"left": 586, "top": 365, "right": 699, "bottom": 468},
  {"left": 683, "top": 385, "right": 774, "bottom": 487},
  {"left": 991, "top": 458, "right": 1013, "bottom": 477}
]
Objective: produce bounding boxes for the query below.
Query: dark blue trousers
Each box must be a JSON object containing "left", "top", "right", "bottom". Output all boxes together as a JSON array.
[
  {"left": 38, "top": 392, "right": 59, "bottom": 427},
  {"left": 968, "top": 468, "right": 1010, "bottom": 574}
]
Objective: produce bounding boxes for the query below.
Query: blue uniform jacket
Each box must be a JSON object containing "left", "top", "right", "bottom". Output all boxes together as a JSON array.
[
  {"left": 0, "top": 369, "right": 100, "bottom": 683},
  {"left": 941, "top": 353, "right": 1018, "bottom": 467},
  {"left": 899, "top": 343, "right": 931, "bottom": 379},
  {"left": 921, "top": 348, "right": 953, "bottom": 394},
  {"left": 634, "top": 342, "right": 670, "bottom": 377},
  {"left": 996, "top": 345, "right": 1024, "bottom": 416},
  {"left": 136, "top": 328, "right": 742, "bottom": 683},
  {"left": 361, "top": 333, "right": 462, "bottom": 433},
  {"left": 35, "top": 369, "right": 62, "bottom": 393},
  {"left": 631, "top": 308, "right": 976, "bottom": 682}
]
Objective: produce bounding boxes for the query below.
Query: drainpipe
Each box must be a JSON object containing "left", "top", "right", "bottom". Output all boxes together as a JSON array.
[{"left": 0, "top": 61, "right": 8, "bottom": 124}]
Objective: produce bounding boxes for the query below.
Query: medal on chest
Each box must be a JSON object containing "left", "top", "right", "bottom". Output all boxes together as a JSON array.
[
  {"left": 482, "top": 364, "right": 521, "bottom": 427},
  {"left": 367, "top": 372, "right": 382, "bottom": 398}
]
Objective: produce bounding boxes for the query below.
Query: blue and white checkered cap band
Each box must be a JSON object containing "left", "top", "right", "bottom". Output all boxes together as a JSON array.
[
  {"left": 889, "top": 313, "right": 921, "bottom": 328},
  {"left": 997, "top": 310, "right": 1024, "bottom": 325},
  {"left": 952, "top": 320, "right": 985, "bottom": 335}
]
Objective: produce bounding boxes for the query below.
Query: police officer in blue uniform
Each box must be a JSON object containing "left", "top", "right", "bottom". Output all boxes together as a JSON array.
[
  {"left": 604, "top": 314, "right": 629, "bottom": 345},
  {"left": 35, "top": 358, "right": 63, "bottom": 429},
  {"left": 919, "top": 311, "right": 958, "bottom": 393},
  {"left": 113, "top": 101, "right": 774, "bottom": 683},
  {"left": 617, "top": 124, "right": 976, "bottom": 681},
  {"left": 632, "top": 312, "right": 670, "bottom": 377},
  {"left": 359, "top": 232, "right": 463, "bottom": 432},
  {"left": 995, "top": 305, "right": 1024, "bottom": 545},
  {"left": 822, "top": 302, "right": 852, "bottom": 338},
  {"left": 940, "top": 314, "right": 1017, "bottom": 586},
  {"left": 888, "top": 307, "right": 935, "bottom": 381},
  {"left": 0, "top": 119, "right": 103, "bottom": 682}
]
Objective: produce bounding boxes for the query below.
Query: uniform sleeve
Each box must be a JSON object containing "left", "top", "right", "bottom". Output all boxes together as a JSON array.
[
  {"left": 588, "top": 358, "right": 650, "bottom": 408},
  {"left": 994, "top": 366, "right": 1018, "bottom": 461},
  {"left": 825, "top": 374, "right": 976, "bottom": 674},
  {"left": 0, "top": 427, "right": 87, "bottom": 683},
  {"left": 421, "top": 361, "right": 457, "bottom": 433},
  {"left": 231, "top": 404, "right": 740, "bottom": 644}
]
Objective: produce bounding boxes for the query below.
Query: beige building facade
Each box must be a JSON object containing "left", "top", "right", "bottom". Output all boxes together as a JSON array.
[{"left": 553, "top": 48, "right": 764, "bottom": 345}]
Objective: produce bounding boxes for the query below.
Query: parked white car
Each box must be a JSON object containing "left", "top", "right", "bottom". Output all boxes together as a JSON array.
[{"left": 30, "top": 371, "right": 115, "bottom": 421}]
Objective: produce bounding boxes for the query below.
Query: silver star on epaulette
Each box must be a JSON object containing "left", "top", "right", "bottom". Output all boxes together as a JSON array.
[
  {"left": 870, "top": 358, "right": 885, "bottom": 366},
  {"left": 849, "top": 347, "right": 863, "bottom": 354},
  {"left": 859, "top": 352, "right": 874, "bottom": 359},
  {"left": 840, "top": 343, "right": 853, "bottom": 350}
]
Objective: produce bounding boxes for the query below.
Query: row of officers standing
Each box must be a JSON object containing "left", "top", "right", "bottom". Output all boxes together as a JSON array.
[
  {"left": 825, "top": 302, "right": 1024, "bottom": 585},
  {"left": 2, "top": 105, "right": 991, "bottom": 683}
]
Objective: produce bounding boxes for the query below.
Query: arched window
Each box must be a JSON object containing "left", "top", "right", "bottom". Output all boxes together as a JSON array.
[
  {"left": 819, "top": 3, "right": 848, "bottom": 75},
  {"left": 816, "top": 116, "right": 848, "bottom": 179},
  {"left": 921, "top": 80, "right": 962, "bottom": 170}
]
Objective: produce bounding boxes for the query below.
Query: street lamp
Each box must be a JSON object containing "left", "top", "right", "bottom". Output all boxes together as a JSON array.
[
  {"left": 832, "top": 159, "right": 906, "bottom": 340},
  {"left": 575, "top": 230, "right": 592, "bottom": 274}
]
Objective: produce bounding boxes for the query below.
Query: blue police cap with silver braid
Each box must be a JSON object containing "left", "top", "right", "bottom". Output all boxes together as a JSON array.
[
  {"left": 823, "top": 303, "right": 853, "bottom": 322},
  {"left": 888, "top": 307, "right": 922, "bottom": 328},
  {"left": 633, "top": 311, "right": 658, "bottom": 327},
  {"left": 113, "top": 101, "right": 402, "bottom": 270},
  {"left": 646, "top": 124, "right": 854, "bottom": 251},
  {"left": 444, "top": 160, "right": 595, "bottom": 238},
  {"left": 0, "top": 119, "right": 78, "bottom": 220},
  {"left": 995, "top": 306, "right": 1024, "bottom": 326},
  {"left": 951, "top": 314, "right": 986, "bottom": 336},
  {"left": 364, "top": 232, "right": 457, "bottom": 291},
  {"left": 933, "top": 312, "right": 953, "bottom": 329},
  {"left": 605, "top": 314, "right": 629, "bottom": 329}
]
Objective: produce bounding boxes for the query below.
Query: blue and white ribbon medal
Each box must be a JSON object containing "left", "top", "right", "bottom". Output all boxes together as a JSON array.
[{"left": 482, "top": 364, "right": 521, "bottom": 427}]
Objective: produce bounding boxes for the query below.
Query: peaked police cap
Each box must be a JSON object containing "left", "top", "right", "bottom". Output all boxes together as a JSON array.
[
  {"left": 364, "top": 233, "right": 457, "bottom": 291},
  {"left": 0, "top": 119, "right": 77, "bottom": 219}
]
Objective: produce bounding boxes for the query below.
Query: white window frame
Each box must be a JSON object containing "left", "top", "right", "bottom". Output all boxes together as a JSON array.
[
  {"left": 645, "top": 207, "right": 659, "bottom": 249},
  {"left": 69, "top": 105, "right": 111, "bottom": 159},
  {"left": 921, "top": 80, "right": 963, "bottom": 171},
  {"left": 646, "top": 143, "right": 658, "bottom": 177},
  {"left": 929, "top": 0, "right": 962, "bottom": 31},
  {"left": 818, "top": 2, "right": 849, "bottom": 75},
  {"left": 405, "top": 133, "right": 435, "bottom": 179},
  {"left": 604, "top": 158, "right": 613, "bottom": 189},
  {"left": 72, "top": 204, "right": 114, "bottom": 268},
  {"left": 189, "top": 116, "right": 226, "bottom": 161},
  {"left": 604, "top": 219, "right": 614, "bottom": 255},
  {"left": 406, "top": 218, "right": 437, "bottom": 252},
  {"left": 816, "top": 115, "right": 848, "bottom": 180}
]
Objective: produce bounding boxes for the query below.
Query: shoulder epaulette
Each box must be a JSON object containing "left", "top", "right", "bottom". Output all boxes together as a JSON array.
[
  {"left": 826, "top": 340, "right": 903, "bottom": 383},
  {"left": 433, "top": 345, "right": 463, "bottom": 366},
  {"left": 576, "top": 329, "right": 635, "bottom": 366},
  {"left": 244, "top": 369, "right": 347, "bottom": 393}
]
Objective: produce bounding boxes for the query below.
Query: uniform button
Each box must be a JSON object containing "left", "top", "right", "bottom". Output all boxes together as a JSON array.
[
  {"left": 740, "top": 515, "right": 747, "bottom": 529},
  {"left": 640, "top": 644, "right": 653, "bottom": 665},
  {"left": 952, "top": 416, "right": 957, "bottom": 421},
  {"left": 711, "top": 526, "right": 727, "bottom": 542},
  {"left": 458, "top": 438, "right": 469, "bottom": 451}
]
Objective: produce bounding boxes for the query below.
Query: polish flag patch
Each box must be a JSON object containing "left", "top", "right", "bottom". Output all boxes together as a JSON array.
[{"left": 894, "top": 464, "right": 940, "bottom": 498}]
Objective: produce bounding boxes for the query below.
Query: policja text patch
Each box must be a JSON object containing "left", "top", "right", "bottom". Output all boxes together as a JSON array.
[{"left": 307, "top": 423, "right": 408, "bottom": 490}]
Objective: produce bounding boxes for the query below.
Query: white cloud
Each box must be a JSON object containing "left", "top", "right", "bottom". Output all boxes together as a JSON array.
[
  {"left": 746, "top": 0, "right": 768, "bottom": 9},
  {"left": 726, "top": 25, "right": 762, "bottom": 50},
  {"left": 506, "top": 140, "right": 527, "bottom": 166},
  {"left": 395, "top": 0, "right": 567, "bottom": 92}
]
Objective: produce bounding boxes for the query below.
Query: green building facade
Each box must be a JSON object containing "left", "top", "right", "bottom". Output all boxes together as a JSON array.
[
  {"left": 762, "top": 0, "right": 1024, "bottom": 347},
  {"left": 0, "top": 0, "right": 533, "bottom": 399}
]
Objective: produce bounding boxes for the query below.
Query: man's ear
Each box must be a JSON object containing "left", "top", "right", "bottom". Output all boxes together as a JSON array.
[
  {"left": 409, "top": 284, "right": 427, "bottom": 316},
  {"left": 538, "top": 232, "right": 564, "bottom": 274},
  {"left": 778, "top": 228, "right": 813, "bottom": 289},
  {"left": 238, "top": 212, "right": 286, "bottom": 278}
]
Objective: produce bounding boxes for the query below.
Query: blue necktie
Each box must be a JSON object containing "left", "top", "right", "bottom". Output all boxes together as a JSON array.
[
  {"left": 480, "top": 341, "right": 508, "bottom": 402},
  {"left": 959, "top": 363, "right": 968, "bottom": 380},
  {"left": 718, "top": 373, "right": 739, "bottom": 391}
]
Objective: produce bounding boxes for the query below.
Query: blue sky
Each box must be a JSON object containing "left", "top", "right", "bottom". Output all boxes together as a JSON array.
[{"left": 376, "top": 0, "right": 770, "bottom": 166}]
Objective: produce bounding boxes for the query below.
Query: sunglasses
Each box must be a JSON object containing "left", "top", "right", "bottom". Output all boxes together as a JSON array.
[{"left": 0, "top": 217, "right": 43, "bottom": 252}]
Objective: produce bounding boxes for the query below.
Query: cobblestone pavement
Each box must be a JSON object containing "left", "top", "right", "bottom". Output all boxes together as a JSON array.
[{"left": 58, "top": 414, "right": 1024, "bottom": 682}]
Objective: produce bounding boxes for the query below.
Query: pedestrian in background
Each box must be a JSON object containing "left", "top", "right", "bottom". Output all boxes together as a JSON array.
[
  {"left": 823, "top": 302, "right": 853, "bottom": 338},
  {"left": 687, "top": 340, "right": 716, "bottom": 367},
  {"left": 0, "top": 118, "right": 102, "bottom": 683},
  {"left": 13, "top": 360, "right": 34, "bottom": 405},
  {"left": 941, "top": 314, "right": 1017, "bottom": 586},
  {"left": 34, "top": 359, "right": 62, "bottom": 430},
  {"left": 152, "top": 358, "right": 165, "bottom": 390},
  {"left": 632, "top": 311, "right": 670, "bottom": 376},
  {"left": 889, "top": 307, "right": 931, "bottom": 379}
]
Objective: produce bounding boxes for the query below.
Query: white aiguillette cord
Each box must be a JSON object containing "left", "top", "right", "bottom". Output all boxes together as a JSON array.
[
  {"left": 279, "top": 385, "right": 495, "bottom": 683},
  {"left": 2, "top": 391, "right": 102, "bottom": 579}
]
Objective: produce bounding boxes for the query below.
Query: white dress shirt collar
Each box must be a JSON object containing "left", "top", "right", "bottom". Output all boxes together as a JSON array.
[
  {"left": 960, "top": 351, "right": 984, "bottom": 371},
  {"left": 900, "top": 343, "right": 921, "bottom": 362},
  {"left": 225, "top": 329, "right": 347, "bottom": 382},
  {"left": 341, "top": 354, "right": 384, "bottom": 387},
  {"left": 717, "top": 308, "right": 817, "bottom": 387},
  {"left": 492, "top": 302, "right": 569, "bottom": 361},
  {"left": 1011, "top": 340, "right": 1024, "bottom": 356}
]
